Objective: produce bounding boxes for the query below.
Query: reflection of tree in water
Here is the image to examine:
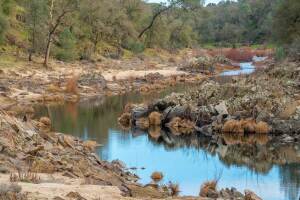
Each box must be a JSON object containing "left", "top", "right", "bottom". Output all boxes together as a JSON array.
[{"left": 279, "top": 164, "right": 300, "bottom": 200}]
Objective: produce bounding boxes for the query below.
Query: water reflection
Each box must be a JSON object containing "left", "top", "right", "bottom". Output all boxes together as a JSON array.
[{"left": 35, "top": 85, "right": 300, "bottom": 200}]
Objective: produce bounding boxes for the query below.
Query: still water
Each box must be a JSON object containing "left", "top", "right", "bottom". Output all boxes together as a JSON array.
[{"left": 36, "top": 64, "right": 300, "bottom": 200}]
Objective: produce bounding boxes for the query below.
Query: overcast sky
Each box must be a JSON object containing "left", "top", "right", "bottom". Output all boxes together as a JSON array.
[{"left": 147, "top": 0, "right": 224, "bottom": 5}]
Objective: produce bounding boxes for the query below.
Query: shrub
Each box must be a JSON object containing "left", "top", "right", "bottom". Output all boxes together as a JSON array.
[
  {"left": 240, "top": 119, "right": 256, "bottom": 133},
  {"left": 118, "top": 112, "right": 131, "bottom": 128},
  {"left": 65, "top": 76, "right": 78, "bottom": 94},
  {"left": 148, "top": 112, "right": 162, "bottom": 126},
  {"left": 148, "top": 126, "right": 161, "bottom": 140},
  {"left": 254, "top": 121, "right": 271, "bottom": 134},
  {"left": 223, "top": 119, "right": 270, "bottom": 134},
  {"left": 124, "top": 39, "right": 145, "bottom": 54},
  {"left": 55, "top": 29, "right": 78, "bottom": 62},
  {"left": 151, "top": 172, "right": 163, "bottom": 182},
  {"left": 199, "top": 180, "right": 217, "bottom": 197},
  {"left": 167, "top": 117, "right": 195, "bottom": 135},
  {"left": 287, "top": 37, "right": 300, "bottom": 61},
  {"left": 0, "top": 14, "right": 8, "bottom": 44},
  {"left": 275, "top": 46, "right": 286, "bottom": 61},
  {"left": 168, "top": 182, "right": 180, "bottom": 196},
  {"left": 10, "top": 171, "right": 40, "bottom": 184},
  {"left": 222, "top": 120, "right": 244, "bottom": 134},
  {"left": 225, "top": 48, "right": 254, "bottom": 62}
]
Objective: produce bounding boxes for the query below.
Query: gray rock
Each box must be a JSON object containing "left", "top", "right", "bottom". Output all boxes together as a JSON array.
[{"left": 215, "top": 101, "right": 229, "bottom": 116}]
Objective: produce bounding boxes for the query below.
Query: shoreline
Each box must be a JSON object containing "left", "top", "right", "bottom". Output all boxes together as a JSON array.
[{"left": 0, "top": 48, "right": 273, "bottom": 199}]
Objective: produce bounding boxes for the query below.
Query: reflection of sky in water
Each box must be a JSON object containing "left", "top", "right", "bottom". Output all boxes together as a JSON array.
[
  {"left": 221, "top": 62, "right": 255, "bottom": 76},
  {"left": 220, "top": 56, "right": 267, "bottom": 76},
  {"left": 35, "top": 61, "right": 300, "bottom": 200},
  {"left": 99, "top": 131, "right": 286, "bottom": 200}
]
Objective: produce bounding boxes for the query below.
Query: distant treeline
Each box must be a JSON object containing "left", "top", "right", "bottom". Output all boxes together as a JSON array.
[{"left": 0, "top": 0, "right": 299, "bottom": 64}]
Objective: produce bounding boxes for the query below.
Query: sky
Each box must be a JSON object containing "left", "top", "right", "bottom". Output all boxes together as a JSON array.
[{"left": 147, "top": 0, "right": 223, "bottom": 5}]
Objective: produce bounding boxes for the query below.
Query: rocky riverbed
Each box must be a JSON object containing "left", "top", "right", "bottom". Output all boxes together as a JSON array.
[
  {"left": 0, "top": 48, "right": 274, "bottom": 200},
  {"left": 0, "top": 109, "right": 265, "bottom": 200},
  {"left": 120, "top": 59, "right": 300, "bottom": 142}
]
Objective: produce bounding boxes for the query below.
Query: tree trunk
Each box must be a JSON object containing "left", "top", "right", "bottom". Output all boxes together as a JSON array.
[
  {"left": 44, "top": 35, "right": 52, "bottom": 67},
  {"left": 29, "top": 52, "right": 32, "bottom": 62}
]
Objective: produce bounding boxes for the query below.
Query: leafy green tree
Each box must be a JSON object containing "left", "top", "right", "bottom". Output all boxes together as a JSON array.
[
  {"left": 25, "top": 0, "right": 47, "bottom": 61},
  {"left": 0, "top": 12, "right": 8, "bottom": 44},
  {"left": 44, "top": 0, "right": 79, "bottom": 67},
  {"left": 273, "top": 0, "right": 300, "bottom": 44},
  {"left": 55, "top": 28, "right": 77, "bottom": 61}
]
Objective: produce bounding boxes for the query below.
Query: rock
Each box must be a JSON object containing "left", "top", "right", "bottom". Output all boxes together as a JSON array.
[
  {"left": 244, "top": 190, "right": 262, "bottom": 200},
  {"left": 66, "top": 191, "right": 87, "bottom": 200},
  {"left": 79, "top": 72, "right": 107, "bottom": 89},
  {"left": 215, "top": 101, "right": 228, "bottom": 116},
  {"left": 162, "top": 105, "right": 192, "bottom": 123},
  {"left": 132, "top": 106, "right": 149, "bottom": 121},
  {"left": 106, "top": 83, "right": 123, "bottom": 91}
]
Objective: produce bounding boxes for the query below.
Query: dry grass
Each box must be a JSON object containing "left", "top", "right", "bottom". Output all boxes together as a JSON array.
[
  {"left": 10, "top": 170, "right": 40, "bottom": 184},
  {"left": 167, "top": 117, "right": 195, "bottom": 135},
  {"left": 223, "top": 119, "right": 271, "bottom": 134},
  {"left": 222, "top": 120, "right": 244, "bottom": 134},
  {"left": 118, "top": 112, "right": 131, "bottom": 128},
  {"left": 225, "top": 48, "right": 254, "bottom": 62},
  {"left": 39, "top": 117, "right": 51, "bottom": 127},
  {"left": 151, "top": 172, "right": 163, "bottom": 182},
  {"left": 148, "top": 112, "right": 162, "bottom": 126},
  {"left": 199, "top": 180, "right": 217, "bottom": 197},
  {"left": 65, "top": 76, "right": 79, "bottom": 94},
  {"left": 254, "top": 121, "right": 271, "bottom": 134},
  {"left": 136, "top": 117, "right": 150, "bottom": 130},
  {"left": 168, "top": 182, "right": 180, "bottom": 196},
  {"left": 47, "top": 84, "right": 61, "bottom": 93},
  {"left": 240, "top": 119, "right": 256, "bottom": 133},
  {"left": 148, "top": 126, "right": 161, "bottom": 140}
]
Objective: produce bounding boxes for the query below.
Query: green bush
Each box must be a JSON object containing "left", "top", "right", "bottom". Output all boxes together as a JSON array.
[
  {"left": 0, "top": 14, "right": 8, "bottom": 44},
  {"left": 124, "top": 39, "right": 145, "bottom": 54},
  {"left": 55, "top": 29, "right": 78, "bottom": 62},
  {"left": 287, "top": 37, "right": 300, "bottom": 60},
  {"left": 275, "top": 46, "right": 286, "bottom": 61}
]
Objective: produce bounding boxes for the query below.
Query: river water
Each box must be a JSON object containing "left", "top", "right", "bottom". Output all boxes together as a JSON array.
[{"left": 36, "top": 59, "right": 300, "bottom": 200}]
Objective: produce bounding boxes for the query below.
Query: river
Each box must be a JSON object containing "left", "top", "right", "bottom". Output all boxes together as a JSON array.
[{"left": 35, "top": 58, "right": 300, "bottom": 200}]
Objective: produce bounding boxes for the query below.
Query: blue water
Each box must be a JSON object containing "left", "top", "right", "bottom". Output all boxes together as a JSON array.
[
  {"left": 35, "top": 62, "right": 300, "bottom": 200},
  {"left": 220, "top": 56, "right": 268, "bottom": 76},
  {"left": 97, "top": 131, "right": 299, "bottom": 200}
]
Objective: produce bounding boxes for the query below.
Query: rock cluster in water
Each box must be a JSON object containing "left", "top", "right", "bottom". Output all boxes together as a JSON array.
[{"left": 120, "top": 59, "right": 300, "bottom": 147}]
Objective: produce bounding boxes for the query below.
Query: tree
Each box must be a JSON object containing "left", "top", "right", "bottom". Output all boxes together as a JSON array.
[
  {"left": 44, "top": 0, "right": 78, "bottom": 67},
  {"left": 138, "top": 0, "right": 203, "bottom": 38},
  {"left": 0, "top": 12, "right": 8, "bottom": 44},
  {"left": 273, "top": 0, "right": 300, "bottom": 44},
  {"left": 55, "top": 28, "right": 77, "bottom": 61},
  {"left": 26, "top": 0, "right": 47, "bottom": 61}
]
